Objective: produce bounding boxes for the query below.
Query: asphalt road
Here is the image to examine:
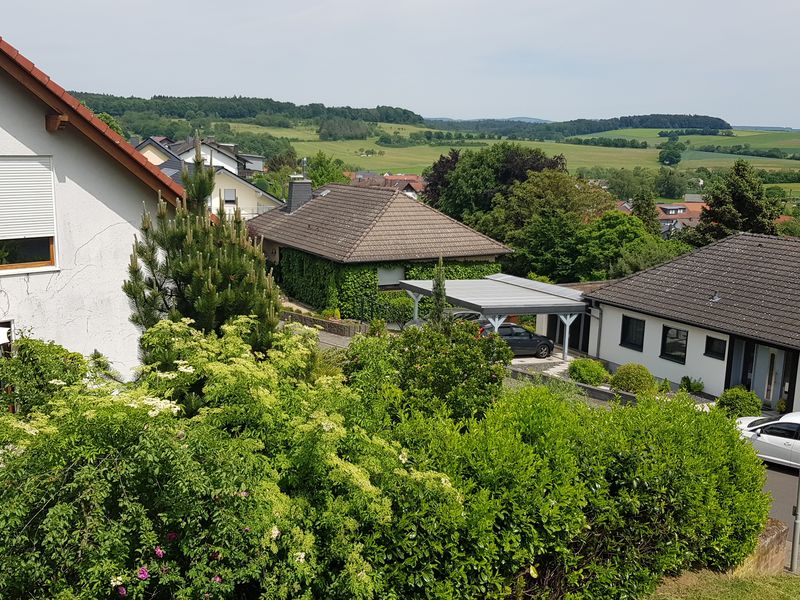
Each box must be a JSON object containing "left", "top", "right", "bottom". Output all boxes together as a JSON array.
[{"left": 766, "top": 463, "right": 800, "bottom": 532}]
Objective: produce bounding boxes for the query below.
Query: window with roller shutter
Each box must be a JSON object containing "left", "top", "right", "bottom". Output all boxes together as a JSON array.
[{"left": 0, "top": 156, "right": 56, "bottom": 271}]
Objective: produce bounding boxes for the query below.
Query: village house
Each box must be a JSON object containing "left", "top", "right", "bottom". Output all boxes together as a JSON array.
[
  {"left": 538, "top": 233, "right": 800, "bottom": 410},
  {"left": 137, "top": 136, "right": 282, "bottom": 219},
  {"left": 0, "top": 37, "right": 185, "bottom": 376},
  {"left": 247, "top": 179, "right": 509, "bottom": 318}
]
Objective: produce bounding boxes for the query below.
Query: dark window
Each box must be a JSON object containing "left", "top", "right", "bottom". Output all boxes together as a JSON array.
[
  {"left": 512, "top": 327, "right": 530, "bottom": 338},
  {"left": 497, "top": 325, "right": 514, "bottom": 338},
  {"left": 704, "top": 336, "right": 727, "bottom": 360},
  {"left": 0, "top": 237, "right": 54, "bottom": 270},
  {"left": 620, "top": 315, "right": 645, "bottom": 351},
  {"left": 660, "top": 326, "right": 688, "bottom": 364},
  {"left": 223, "top": 189, "right": 237, "bottom": 205},
  {"left": 761, "top": 423, "right": 800, "bottom": 440}
]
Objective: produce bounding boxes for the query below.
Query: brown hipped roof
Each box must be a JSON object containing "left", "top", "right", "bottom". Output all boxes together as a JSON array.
[
  {"left": 247, "top": 184, "right": 510, "bottom": 263},
  {"left": 0, "top": 36, "right": 185, "bottom": 205},
  {"left": 586, "top": 233, "right": 800, "bottom": 350}
]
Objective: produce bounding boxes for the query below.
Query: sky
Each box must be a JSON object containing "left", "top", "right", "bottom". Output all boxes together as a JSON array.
[{"left": 4, "top": 0, "right": 799, "bottom": 126}]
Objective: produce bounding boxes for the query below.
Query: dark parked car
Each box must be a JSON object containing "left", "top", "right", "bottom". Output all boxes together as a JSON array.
[{"left": 480, "top": 323, "right": 554, "bottom": 358}]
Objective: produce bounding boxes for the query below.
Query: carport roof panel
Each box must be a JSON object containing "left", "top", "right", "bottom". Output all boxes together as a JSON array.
[{"left": 399, "top": 278, "right": 586, "bottom": 315}]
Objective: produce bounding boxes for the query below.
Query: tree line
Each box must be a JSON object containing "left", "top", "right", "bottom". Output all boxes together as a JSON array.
[
  {"left": 562, "top": 136, "right": 648, "bottom": 149},
  {"left": 424, "top": 114, "right": 731, "bottom": 141},
  {"left": 72, "top": 91, "right": 423, "bottom": 124},
  {"left": 693, "top": 143, "right": 800, "bottom": 161},
  {"left": 658, "top": 128, "right": 733, "bottom": 137}
]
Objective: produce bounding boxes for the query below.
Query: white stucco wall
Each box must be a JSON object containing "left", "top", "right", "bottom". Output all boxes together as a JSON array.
[
  {"left": 0, "top": 69, "right": 164, "bottom": 378},
  {"left": 178, "top": 145, "right": 239, "bottom": 174},
  {"left": 596, "top": 304, "right": 730, "bottom": 396},
  {"left": 210, "top": 170, "right": 281, "bottom": 219}
]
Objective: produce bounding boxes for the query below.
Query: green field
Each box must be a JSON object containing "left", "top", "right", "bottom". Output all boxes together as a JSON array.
[
  {"left": 218, "top": 120, "right": 800, "bottom": 174},
  {"left": 652, "top": 572, "right": 800, "bottom": 600},
  {"left": 583, "top": 128, "right": 800, "bottom": 152}
]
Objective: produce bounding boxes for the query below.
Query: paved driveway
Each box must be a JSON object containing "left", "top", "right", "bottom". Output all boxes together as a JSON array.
[{"left": 766, "top": 463, "right": 800, "bottom": 531}]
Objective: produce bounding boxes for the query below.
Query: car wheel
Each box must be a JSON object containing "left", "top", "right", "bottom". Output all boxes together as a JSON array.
[{"left": 535, "top": 344, "right": 550, "bottom": 358}]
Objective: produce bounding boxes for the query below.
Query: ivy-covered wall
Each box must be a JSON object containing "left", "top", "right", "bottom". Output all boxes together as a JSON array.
[{"left": 277, "top": 248, "right": 502, "bottom": 321}]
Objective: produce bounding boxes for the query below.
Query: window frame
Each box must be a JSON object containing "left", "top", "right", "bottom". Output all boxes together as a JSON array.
[
  {"left": 760, "top": 423, "right": 800, "bottom": 440},
  {"left": 660, "top": 325, "right": 689, "bottom": 365},
  {"left": 0, "top": 236, "right": 56, "bottom": 271},
  {"left": 619, "top": 315, "right": 645, "bottom": 352},
  {"left": 704, "top": 336, "right": 727, "bottom": 360}
]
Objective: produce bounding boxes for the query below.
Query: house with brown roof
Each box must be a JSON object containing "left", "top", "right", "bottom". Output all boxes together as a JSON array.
[
  {"left": 579, "top": 233, "right": 800, "bottom": 410},
  {"left": 0, "top": 36, "right": 184, "bottom": 375},
  {"left": 247, "top": 179, "right": 510, "bottom": 319}
]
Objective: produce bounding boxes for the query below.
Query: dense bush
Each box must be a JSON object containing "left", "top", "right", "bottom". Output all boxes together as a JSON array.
[
  {"left": 610, "top": 363, "right": 656, "bottom": 394},
  {"left": 716, "top": 386, "right": 763, "bottom": 418},
  {"left": 568, "top": 358, "right": 610, "bottom": 386},
  {"left": 0, "top": 320, "right": 769, "bottom": 598},
  {"left": 679, "top": 376, "right": 705, "bottom": 394},
  {"left": 345, "top": 321, "right": 513, "bottom": 421},
  {"left": 0, "top": 336, "right": 87, "bottom": 415}
]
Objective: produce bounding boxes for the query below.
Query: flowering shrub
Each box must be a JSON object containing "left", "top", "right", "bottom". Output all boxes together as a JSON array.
[
  {"left": 0, "top": 320, "right": 769, "bottom": 599},
  {"left": 0, "top": 335, "right": 87, "bottom": 415}
]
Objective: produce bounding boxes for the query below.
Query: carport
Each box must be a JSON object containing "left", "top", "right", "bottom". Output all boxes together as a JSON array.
[{"left": 399, "top": 273, "right": 587, "bottom": 360}]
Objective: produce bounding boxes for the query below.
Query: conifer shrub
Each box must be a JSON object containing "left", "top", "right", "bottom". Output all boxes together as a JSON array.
[
  {"left": 716, "top": 386, "right": 762, "bottom": 418},
  {"left": 568, "top": 358, "right": 610, "bottom": 386},
  {"left": 610, "top": 363, "right": 656, "bottom": 394}
]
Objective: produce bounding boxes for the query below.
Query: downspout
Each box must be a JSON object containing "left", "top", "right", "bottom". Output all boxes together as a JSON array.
[{"left": 594, "top": 302, "right": 603, "bottom": 358}]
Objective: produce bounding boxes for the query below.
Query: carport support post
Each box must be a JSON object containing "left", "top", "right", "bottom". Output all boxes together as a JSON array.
[
  {"left": 487, "top": 315, "right": 507, "bottom": 332},
  {"left": 405, "top": 291, "right": 423, "bottom": 322},
  {"left": 792, "top": 472, "right": 800, "bottom": 572},
  {"left": 558, "top": 313, "right": 578, "bottom": 361}
]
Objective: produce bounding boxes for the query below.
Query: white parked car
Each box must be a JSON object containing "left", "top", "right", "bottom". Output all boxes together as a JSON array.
[{"left": 736, "top": 413, "right": 800, "bottom": 468}]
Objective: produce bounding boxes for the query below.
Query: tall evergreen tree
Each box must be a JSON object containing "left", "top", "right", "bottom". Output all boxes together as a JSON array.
[
  {"left": 630, "top": 190, "right": 661, "bottom": 236},
  {"left": 427, "top": 257, "right": 451, "bottom": 334},
  {"left": 688, "top": 159, "right": 781, "bottom": 246},
  {"left": 123, "top": 199, "right": 281, "bottom": 355},
  {"left": 181, "top": 136, "right": 216, "bottom": 213}
]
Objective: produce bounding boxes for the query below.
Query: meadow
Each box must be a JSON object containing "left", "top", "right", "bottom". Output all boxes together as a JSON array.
[{"left": 220, "top": 121, "right": 800, "bottom": 174}]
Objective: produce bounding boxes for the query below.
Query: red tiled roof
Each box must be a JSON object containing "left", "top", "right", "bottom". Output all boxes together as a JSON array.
[{"left": 0, "top": 37, "right": 185, "bottom": 205}]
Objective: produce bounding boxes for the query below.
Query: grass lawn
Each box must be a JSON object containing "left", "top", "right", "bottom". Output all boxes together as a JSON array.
[
  {"left": 581, "top": 128, "right": 800, "bottom": 152},
  {"left": 652, "top": 572, "right": 800, "bottom": 600}
]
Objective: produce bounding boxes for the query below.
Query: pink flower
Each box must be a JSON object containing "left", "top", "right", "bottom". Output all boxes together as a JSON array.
[
  {"left": 137, "top": 567, "right": 149, "bottom": 581},
  {"left": 154, "top": 546, "right": 165, "bottom": 558},
  {"left": 166, "top": 532, "right": 178, "bottom": 542},
  {"left": 118, "top": 586, "right": 128, "bottom": 597},
  {"left": 212, "top": 575, "right": 222, "bottom": 583}
]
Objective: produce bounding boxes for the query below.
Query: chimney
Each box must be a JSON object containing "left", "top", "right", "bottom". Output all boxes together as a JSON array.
[{"left": 287, "top": 174, "right": 313, "bottom": 212}]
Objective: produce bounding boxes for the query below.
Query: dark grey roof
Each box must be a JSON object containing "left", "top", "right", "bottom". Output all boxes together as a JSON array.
[
  {"left": 586, "top": 233, "right": 800, "bottom": 349},
  {"left": 167, "top": 139, "right": 246, "bottom": 165},
  {"left": 247, "top": 184, "right": 510, "bottom": 263},
  {"left": 400, "top": 275, "right": 586, "bottom": 316}
]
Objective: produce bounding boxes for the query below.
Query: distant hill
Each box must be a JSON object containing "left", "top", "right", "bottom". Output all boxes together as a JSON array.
[
  {"left": 504, "top": 117, "right": 550, "bottom": 124},
  {"left": 735, "top": 125, "right": 799, "bottom": 132},
  {"left": 424, "top": 114, "right": 732, "bottom": 141}
]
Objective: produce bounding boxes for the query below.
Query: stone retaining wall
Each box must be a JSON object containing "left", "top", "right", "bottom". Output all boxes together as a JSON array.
[{"left": 282, "top": 311, "right": 369, "bottom": 337}]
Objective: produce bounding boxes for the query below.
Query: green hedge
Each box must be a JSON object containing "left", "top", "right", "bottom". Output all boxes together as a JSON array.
[{"left": 278, "top": 249, "right": 502, "bottom": 321}]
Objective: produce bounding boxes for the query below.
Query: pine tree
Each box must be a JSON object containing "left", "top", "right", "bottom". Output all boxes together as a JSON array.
[
  {"left": 688, "top": 159, "right": 781, "bottom": 246},
  {"left": 123, "top": 199, "right": 281, "bottom": 355},
  {"left": 630, "top": 190, "right": 661, "bottom": 237},
  {"left": 181, "top": 136, "right": 216, "bottom": 214}
]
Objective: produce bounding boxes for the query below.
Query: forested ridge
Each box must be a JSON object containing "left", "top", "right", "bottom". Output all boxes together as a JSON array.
[
  {"left": 425, "top": 114, "right": 732, "bottom": 140},
  {"left": 72, "top": 91, "right": 424, "bottom": 124}
]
